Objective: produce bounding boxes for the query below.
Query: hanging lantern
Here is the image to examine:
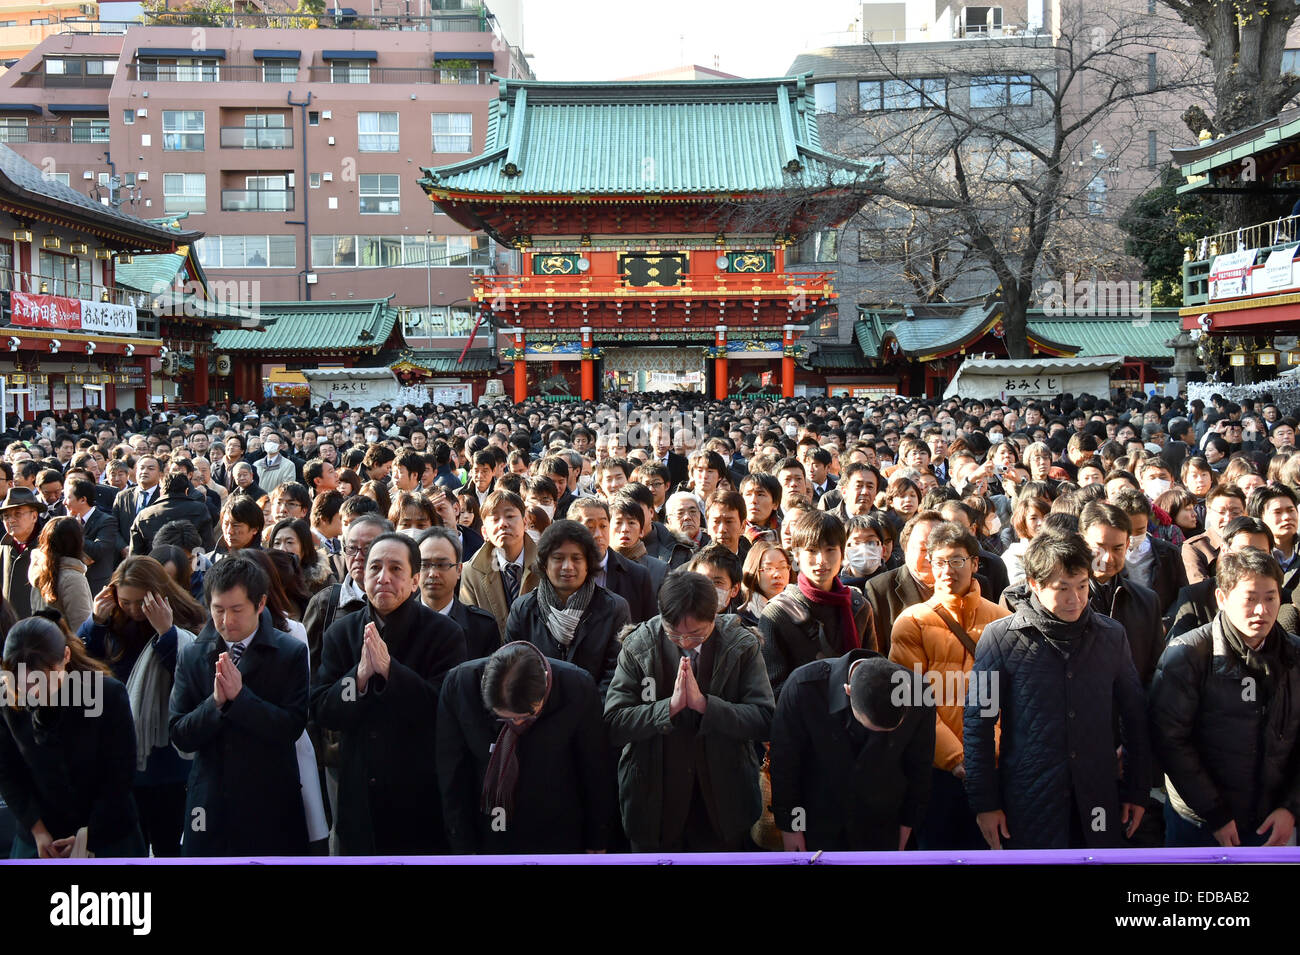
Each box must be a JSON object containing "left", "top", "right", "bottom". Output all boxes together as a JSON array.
[
  {"left": 216, "top": 354, "right": 232, "bottom": 376},
  {"left": 1256, "top": 344, "right": 1281, "bottom": 366},
  {"left": 1228, "top": 344, "right": 1250, "bottom": 367}
]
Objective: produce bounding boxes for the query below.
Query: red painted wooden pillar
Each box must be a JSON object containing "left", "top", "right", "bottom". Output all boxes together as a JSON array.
[
  {"left": 579, "top": 325, "right": 594, "bottom": 401},
  {"left": 714, "top": 325, "right": 727, "bottom": 401},
  {"left": 512, "top": 329, "right": 527, "bottom": 402},
  {"left": 782, "top": 325, "right": 795, "bottom": 398}
]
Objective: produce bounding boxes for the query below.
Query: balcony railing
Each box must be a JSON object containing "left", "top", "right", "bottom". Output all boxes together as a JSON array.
[
  {"left": 23, "top": 72, "right": 115, "bottom": 89},
  {"left": 61, "top": 7, "right": 490, "bottom": 33},
  {"left": 125, "top": 63, "right": 491, "bottom": 85},
  {"left": 473, "top": 271, "right": 837, "bottom": 300},
  {"left": 1182, "top": 212, "right": 1300, "bottom": 307},
  {"left": 0, "top": 271, "right": 156, "bottom": 310},
  {"left": 305, "top": 66, "right": 490, "bottom": 84},
  {"left": 219, "top": 127, "right": 293, "bottom": 149},
  {"left": 221, "top": 188, "right": 294, "bottom": 212}
]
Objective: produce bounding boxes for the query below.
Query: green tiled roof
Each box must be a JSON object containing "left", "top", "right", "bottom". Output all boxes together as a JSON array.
[
  {"left": 809, "top": 344, "right": 876, "bottom": 369},
  {"left": 1026, "top": 314, "right": 1182, "bottom": 359},
  {"left": 115, "top": 252, "right": 187, "bottom": 294},
  {"left": 389, "top": 349, "right": 500, "bottom": 373},
  {"left": 419, "top": 75, "right": 882, "bottom": 197},
  {"left": 214, "top": 298, "right": 397, "bottom": 353}
]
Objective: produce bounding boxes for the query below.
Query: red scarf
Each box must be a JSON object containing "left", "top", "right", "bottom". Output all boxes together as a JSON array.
[
  {"left": 481, "top": 643, "right": 552, "bottom": 817},
  {"left": 797, "top": 573, "right": 860, "bottom": 653}
]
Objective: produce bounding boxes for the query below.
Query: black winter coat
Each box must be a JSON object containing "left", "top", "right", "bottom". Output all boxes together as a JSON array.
[
  {"left": 1147, "top": 536, "right": 1189, "bottom": 619},
  {"left": 437, "top": 657, "right": 613, "bottom": 853},
  {"left": 312, "top": 594, "right": 466, "bottom": 855},
  {"left": 1149, "top": 616, "right": 1300, "bottom": 834},
  {"left": 130, "top": 493, "right": 215, "bottom": 555},
  {"left": 758, "top": 586, "right": 874, "bottom": 700},
  {"left": 603, "top": 549, "right": 656, "bottom": 625},
  {"left": 962, "top": 606, "right": 1152, "bottom": 849},
  {"left": 505, "top": 586, "right": 630, "bottom": 699},
  {"left": 169, "top": 615, "right": 310, "bottom": 857},
  {"left": 768, "top": 650, "right": 934, "bottom": 850},
  {"left": 0, "top": 675, "right": 141, "bottom": 855},
  {"left": 1092, "top": 573, "right": 1165, "bottom": 687},
  {"left": 449, "top": 598, "right": 501, "bottom": 660}
]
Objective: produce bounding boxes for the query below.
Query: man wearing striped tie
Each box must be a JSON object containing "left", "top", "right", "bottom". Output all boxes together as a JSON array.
[{"left": 169, "top": 555, "right": 311, "bottom": 857}]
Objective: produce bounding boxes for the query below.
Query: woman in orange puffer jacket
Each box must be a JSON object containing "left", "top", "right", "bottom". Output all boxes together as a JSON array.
[{"left": 889, "top": 522, "right": 1010, "bottom": 850}]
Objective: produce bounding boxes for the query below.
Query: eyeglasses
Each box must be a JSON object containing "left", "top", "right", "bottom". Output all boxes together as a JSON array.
[
  {"left": 420, "top": 560, "right": 459, "bottom": 573},
  {"left": 930, "top": 556, "right": 973, "bottom": 570},
  {"left": 662, "top": 619, "right": 714, "bottom": 645},
  {"left": 342, "top": 544, "right": 368, "bottom": 557}
]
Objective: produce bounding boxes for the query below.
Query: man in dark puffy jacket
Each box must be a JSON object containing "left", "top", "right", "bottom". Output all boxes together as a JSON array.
[
  {"left": 1149, "top": 547, "right": 1300, "bottom": 847},
  {"left": 964, "top": 531, "right": 1151, "bottom": 849}
]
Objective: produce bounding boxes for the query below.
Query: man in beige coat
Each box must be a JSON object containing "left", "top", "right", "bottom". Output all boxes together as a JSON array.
[{"left": 458, "top": 489, "right": 539, "bottom": 639}]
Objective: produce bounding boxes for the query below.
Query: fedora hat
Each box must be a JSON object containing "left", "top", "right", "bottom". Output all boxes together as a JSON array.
[{"left": 0, "top": 487, "right": 47, "bottom": 514}]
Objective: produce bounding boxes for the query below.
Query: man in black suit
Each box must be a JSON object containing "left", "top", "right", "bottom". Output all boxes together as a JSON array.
[
  {"left": 418, "top": 526, "right": 500, "bottom": 659},
  {"left": 168, "top": 556, "right": 310, "bottom": 857},
  {"left": 62, "top": 476, "right": 122, "bottom": 593},
  {"left": 312, "top": 532, "right": 467, "bottom": 856},
  {"left": 651, "top": 423, "right": 688, "bottom": 489},
  {"left": 863, "top": 511, "right": 945, "bottom": 658},
  {"left": 130, "top": 458, "right": 216, "bottom": 555},
  {"left": 112, "top": 455, "right": 163, "bottom": 558},
  {"left": 568, "top": 496, "right": 656, "bottom": 624}
]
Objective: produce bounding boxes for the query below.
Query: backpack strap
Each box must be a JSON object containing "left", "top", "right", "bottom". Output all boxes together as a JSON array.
[{"left": 932, "top": 603, "right": 979, "bottom": 660}]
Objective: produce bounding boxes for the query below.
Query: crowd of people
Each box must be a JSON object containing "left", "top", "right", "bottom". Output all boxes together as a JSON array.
[{"left": 0, "top": 387, "right": 1298, "bottom": 857}]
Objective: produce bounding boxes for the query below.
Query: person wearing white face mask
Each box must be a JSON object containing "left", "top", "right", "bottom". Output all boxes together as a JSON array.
[
  {"left": 840, "top": 515, "right": 889, "bottom": 589},
  {"left": 1111, "top": 488, "right": 1187, "bottom": 619},
  {"left": 255, "top": 431, "right": 298, "bottom": 496}
]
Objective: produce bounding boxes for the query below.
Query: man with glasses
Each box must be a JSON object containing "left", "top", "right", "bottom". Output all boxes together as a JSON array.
[
  {"left": 418, "top": 526, "right": 499, "bottom": 659},
  {"left": 605, "top": 570, "right": 774, "bottom": 851},
  {"left": 1183, "top": 485, "right": 1248, "bottom": 585},
  {"left": 889, "top": 522, "right": 1009, "bottom": 849}
]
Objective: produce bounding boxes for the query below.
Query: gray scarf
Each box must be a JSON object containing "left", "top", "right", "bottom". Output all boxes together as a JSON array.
[{"left": 535, "top": 573, "right": 596, "bottom": 647}]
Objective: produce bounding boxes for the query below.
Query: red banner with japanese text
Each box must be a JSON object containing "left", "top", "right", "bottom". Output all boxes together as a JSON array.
[{"left": 9, "top": 292, "right": 81, "bottom": 330}]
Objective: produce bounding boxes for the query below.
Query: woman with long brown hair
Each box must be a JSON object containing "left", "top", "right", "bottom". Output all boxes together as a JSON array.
[
  {"left": 79, "top": 555, "right": 206, "bottom": 858},
  {"left": 28, "top": 515, "right": 93, "bottom": 633},
  {"left": 0, "top": 615, "right": 144, "bottom": 857}
]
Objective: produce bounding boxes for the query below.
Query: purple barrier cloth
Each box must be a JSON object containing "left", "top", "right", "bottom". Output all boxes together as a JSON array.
[{"left": 5, "top": 847, "right": 1300, "bottom": 865}]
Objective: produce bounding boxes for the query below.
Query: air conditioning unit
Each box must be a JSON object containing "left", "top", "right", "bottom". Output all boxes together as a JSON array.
[
  {"left": 322, "top": 171, "right": 333, "bottom": 182},
  {"left": 327, "top": 136, "right": 335, "bottom": 145},
  {"left": 135, "top": 108, "right": 146, "bottom": 118},
  {"left": 322, "top": 110, "right": 332, "bottom": 120},
  {"left": 137, "top": 171, "right": 148, "bottom": 181}
]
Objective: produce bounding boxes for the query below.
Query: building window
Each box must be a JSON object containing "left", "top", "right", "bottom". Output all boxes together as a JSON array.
[
  {"left": 970, "top": 73, "right": 1033, "bottom": 107},
  {"left": 0, "top": 118, "right": 28, "bottom": 143},
  {"left": 332, "top": 61, "right": 370, "bottom": 84},
  {"left": 39, "top": 249, "right": 81, "bottom": 297},
  {"left": 859, "top": 77, "right": 947, "bottom": 110},
  {"left": 262, "top": 59, "right": 298, "bottom": 83},
  {"left": 162, "top": 110, "right": 204, "bottom": 151},
  {"left": 813, "top": 81, "right": 837, "bottom": 113},
  {"left": 1147, "top": 129, "right": 1158, "bottom": 168},
  {"left": 0, "top": 240, "right": 12, "bottom": 291},
  {"left": 309, "top": 172, "right": 321, "bottom": 188},
  {"left": 138, "top": 57, "right": 219, "bottom": 82},
  {"left": 790, "top": 229, "right": 839, "bottom": 264},
  {"left": 163, "top": 172, "right": 206, "bottom": 214},
  {"left": 123, "top": 109, "right": 134, "bottom": 125},
  {"left": 961, "top": 5, "right": 1003, "bottom": 35},
  {"left": 43, "top": 171, "right": 70, "bottom": 186},
  {"left": 70, "top": 117, "right": 110, "bottom": 143},
  {"left": 196, "top": 235, "right": 294, "bottom": 269},
  {"left": 432, "top": 112, "right": 472, "bottom": 152},
  {"left": 359, "top": 174, "right": 400, "bottom": 214},
  {"left": 1147, "top": 52, "right": 1158, "bottom": 91},
  {"left": 358, "top": 112, "right": 398, "bottom": 152},
  {"left": 45, "top": 57, "right": 116, "bottom": 76},
  {"left": 308, "top": 110, "right": 320, "bottom": 126},
  {"left": 310, "top": 234, "right": 489, "bottom": 269}
]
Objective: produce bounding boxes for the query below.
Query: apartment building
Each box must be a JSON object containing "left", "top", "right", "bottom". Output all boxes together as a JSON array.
[{"left": 0, "top": 9, "right": 529, "bottom": 397}]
